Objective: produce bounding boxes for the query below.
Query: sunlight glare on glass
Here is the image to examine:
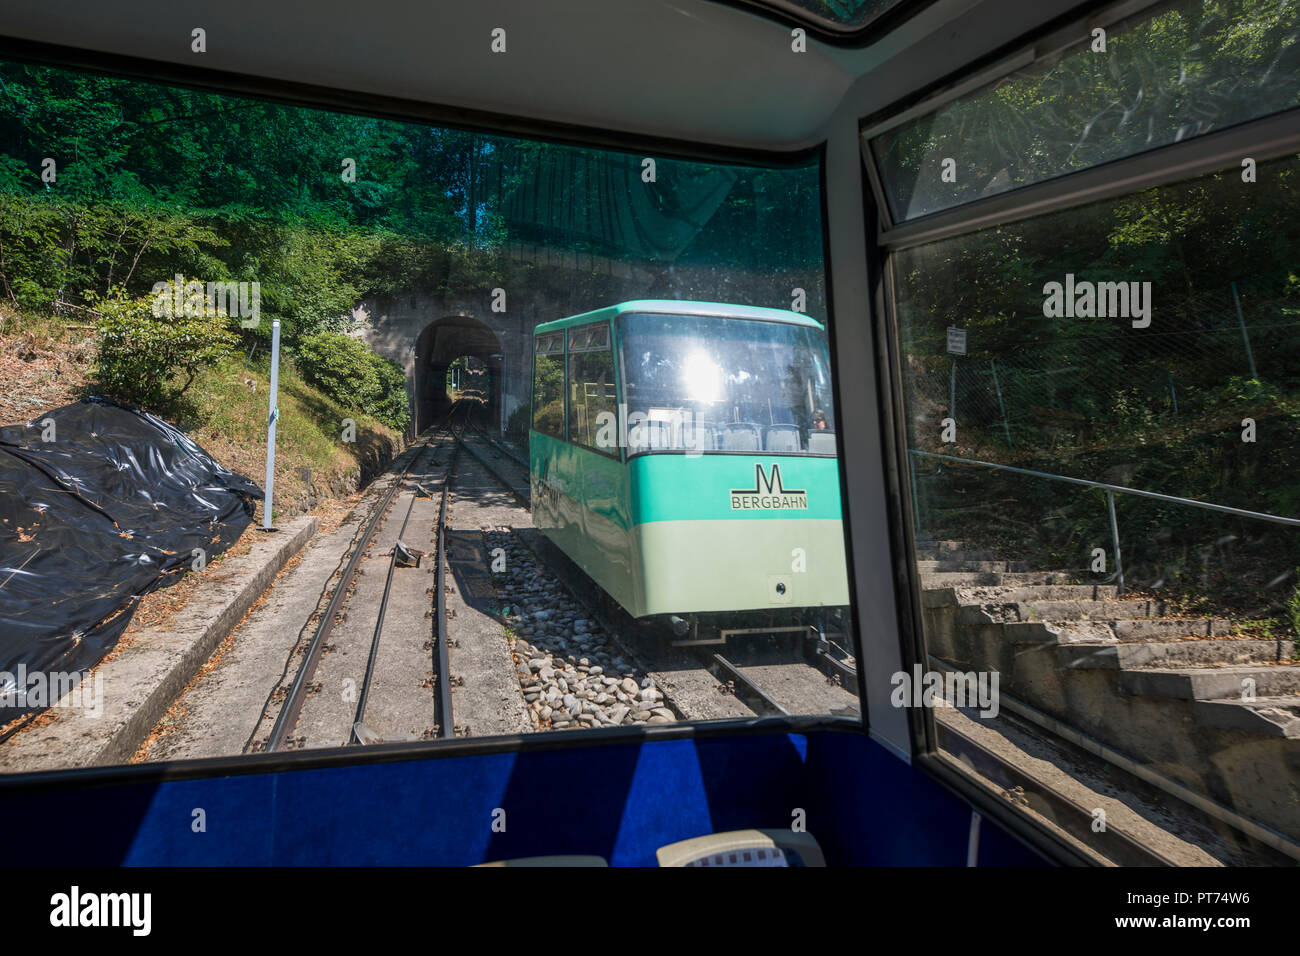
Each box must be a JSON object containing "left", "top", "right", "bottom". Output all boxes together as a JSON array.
[{"left": 683, "top": 350, "right": 723, "bottom": 402}]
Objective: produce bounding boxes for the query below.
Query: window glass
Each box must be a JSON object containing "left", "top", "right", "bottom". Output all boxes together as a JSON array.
[
  {"left": 868, "top": 0, "right": 1300, "bottom": 221},
  {"left": 567, "top": 333, "right": 618, "bottom": 453},
  {"left": 532, "top": 337, "right": 566, "bottom": 438},
  {"left": 0, "top": 53, "right": 852, "bottom": 773},
  {"left": 891, "top": 154, "right": 1300, "bottom": 861},
  {"left": 619, "top": 312, "right": 837, "bottom": 454}
]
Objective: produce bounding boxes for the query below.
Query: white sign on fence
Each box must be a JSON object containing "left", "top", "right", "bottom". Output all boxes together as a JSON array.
[{"left": 946, "top": 327, "right": 967, "bottom": 355}]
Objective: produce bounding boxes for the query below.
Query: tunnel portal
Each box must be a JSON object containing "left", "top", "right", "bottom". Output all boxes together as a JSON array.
[{"left": 413, "top": 315, "right": 505, "bottom": 433}]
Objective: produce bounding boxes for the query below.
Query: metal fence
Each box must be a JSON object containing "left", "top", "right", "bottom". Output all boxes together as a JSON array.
[{"left": 899, "top": 279, "right": 1300, "bottom": 610}]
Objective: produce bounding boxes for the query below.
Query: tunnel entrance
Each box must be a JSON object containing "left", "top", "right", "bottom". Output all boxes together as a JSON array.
[{"left": 413, "top": 315, "right": 504, "bottom": 433}]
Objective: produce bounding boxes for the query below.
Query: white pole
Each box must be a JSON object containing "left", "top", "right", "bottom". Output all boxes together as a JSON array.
[
  {"left": 263, "top": 319, "right": 281, "bottom": 530},
  {"left": 1230, "top": 281, "right": 1258, "bottom": 380}
]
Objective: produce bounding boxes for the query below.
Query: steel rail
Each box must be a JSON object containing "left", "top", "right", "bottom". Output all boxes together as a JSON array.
[
  {"left": 434, "top": 440, "right": 458, "bottom": 739},
  {"left": 932, "top": 713, "right": 1180, "bottom": 867},
  {"left": 703, "top": 653, "right": 790, "bottom": 718},
  {"left": 928, "top": 654, "right": 1300, "bottom": 863},
  {"left": 456, "top": 426, "right": 531, "bottom": 506},
  {"left": 467, "top": 419, "right": 530, "bottom": 471}
]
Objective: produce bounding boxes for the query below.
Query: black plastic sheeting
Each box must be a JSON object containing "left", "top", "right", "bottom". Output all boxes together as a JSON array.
[{"left": 0, "top": 397, "right": 261, "bottom": 725}]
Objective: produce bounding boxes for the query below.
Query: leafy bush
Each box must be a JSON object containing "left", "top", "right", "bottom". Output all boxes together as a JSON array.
[
  {"left": 1219, "top": 375, "right": 1282, "bottom": 405},
  {"left": 92, "top": 286, "right": 237, "bottom": 409},
  {"left": 293, "top": 331, "right": 409, "bottom": 431}
]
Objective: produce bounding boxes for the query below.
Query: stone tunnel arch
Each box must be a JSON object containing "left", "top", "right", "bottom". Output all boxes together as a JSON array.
[{"left": 413, "top": 315, "right": 505, "bottom": 433}]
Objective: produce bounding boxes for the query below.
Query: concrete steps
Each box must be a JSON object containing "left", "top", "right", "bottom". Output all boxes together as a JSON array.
[
  {"left": 1005, "top": 618, "right": 1234, "bottom": 644},
  {"left": 918, "top": 537, "right": 1297, "bottom": 705},
  {"left": 923, "top": 584, "right": 1119, "bottom": 607},
  {"left": 1118, "top": 663, "right": 1300, "bottom": 701},
  {"left": 914, "top": 538, "right": 971, "bottom": 552},
  {"left": 1193, "top": 696, "right": 1300, "bottom": 739},
  {"left": 920, "top": 570, "right": 1085, "bottom": 588},
  {"left": 918, "top": 536, "right": 1300, "bottom": 844},
  {"left": 987, "top": 597, "right": 1177, "bottom": 620},
  {"left": 916, "top": 548, "right": 1001, "bottom": 562},
  {"left": 916, "top": 559, "right": 1030, "bottom": 573},
  {"left": 944, "top": 602, "right": 1232, "bottom": 644},
  {"left": 1055, "top": 638, "right": 1294, "bottom": 670}
]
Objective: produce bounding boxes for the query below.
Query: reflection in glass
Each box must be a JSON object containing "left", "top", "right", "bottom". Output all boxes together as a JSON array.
[
  {"left": 568, "top": 338, "right": 618, "bottom": 451},
  {"left": 891, "top": 154, "right": 1300, "bottom": 860},
  {"left": 869, "top": 0, "right": 1300, "bottom": 221},
  {"left": 619, "top": 312, "right": 837, "bottom": 455}
]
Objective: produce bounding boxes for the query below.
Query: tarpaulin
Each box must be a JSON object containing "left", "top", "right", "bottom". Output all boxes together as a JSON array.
[{"left": 0, "top": 397, "right": 261, "bottom": 725}]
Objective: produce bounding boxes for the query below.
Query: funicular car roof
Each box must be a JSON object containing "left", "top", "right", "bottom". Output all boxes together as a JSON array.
[{"left": 534, "top": 300, "right": 826, "bottom": 335}]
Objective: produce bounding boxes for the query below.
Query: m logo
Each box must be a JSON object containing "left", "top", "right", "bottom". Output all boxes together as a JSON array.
[{"left": 730, "top": 464, "right": 807, "bottom": 511}]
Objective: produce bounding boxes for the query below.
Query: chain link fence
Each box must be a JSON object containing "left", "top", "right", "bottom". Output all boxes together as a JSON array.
[
  {"left": 903, "top": 278, "right": 1300, "bottom": 463},
  {"left": 900, "top": 278, "right": 1300, "bottom": 616}
]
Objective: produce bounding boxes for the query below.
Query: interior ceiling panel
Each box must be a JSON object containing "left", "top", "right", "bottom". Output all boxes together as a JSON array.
[{"left": 0, "top": 0, "right": 1088, "bottom": 151}]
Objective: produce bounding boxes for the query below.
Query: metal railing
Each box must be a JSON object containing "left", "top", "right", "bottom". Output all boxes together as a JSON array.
[{"left": 908, "top": 449, "right": 1300, "bottom": 592}]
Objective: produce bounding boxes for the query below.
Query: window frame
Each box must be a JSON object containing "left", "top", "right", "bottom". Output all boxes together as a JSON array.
[
  {"left": 531, "top": 331, "right": 568, "bottom": 442},
  {"left": 564, "top": 322, "right": 621, "bottom": 460},
  {"left": 858, "top": 0, "right": 1300, "bottom": 243},
  {"left": 0, "top": 42, "right": 857, "bottom": 794},
  {"left": 859, "top": 0, "right": 1300, "bottom": 863},
  {"left": 0, "top": 16, "right": 1090, "bottom": 872},
  {"left": 0, "top": 2, "right": 1172, "bottom": 869}
]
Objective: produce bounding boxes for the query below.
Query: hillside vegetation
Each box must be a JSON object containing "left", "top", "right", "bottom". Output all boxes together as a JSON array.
[{"left": 0, "top": 306, "right": 400, "bottom": 521}]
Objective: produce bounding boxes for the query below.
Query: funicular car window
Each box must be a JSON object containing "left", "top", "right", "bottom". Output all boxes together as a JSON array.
[
  {"left": 883, "top": 111, "right": 1300, "bottom": 863},
  {"left": 567, "top": 327, "right": 618, "bottom": 454},
  {"left": 533, "top": 335, "right": 567, "bottom": 439},
  {"left": 0, "top": 52, "right": 856, "bottom": 774},
  {"left": 618, "top": 312, "right": 838, "bottom": 455}
]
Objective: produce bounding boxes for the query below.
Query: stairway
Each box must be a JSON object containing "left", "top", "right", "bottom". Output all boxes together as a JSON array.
[{"left": 916, "top": 536, "right": 1300, "bottom": 843}]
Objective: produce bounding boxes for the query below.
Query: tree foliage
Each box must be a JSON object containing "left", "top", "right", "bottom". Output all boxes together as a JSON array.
[
  {"left": 874, "top": 0, "right": 1300, "bottom": 218},
  {"left": 91, "top": 285, "right": 238, "bottom": 409},
  {"left": 293, "top": 332, "right": 409, "bottom": 431},
  {"left": 0, "top": 52, "right": 821, "bottom": 430}
]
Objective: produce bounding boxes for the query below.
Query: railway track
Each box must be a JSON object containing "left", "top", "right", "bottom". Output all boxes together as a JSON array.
[
  {"left": 251, "top": 406, "right": 466, "bottom": 751},
  {"left": 235, "top": 399, "right": 857, "bottom": 751}
]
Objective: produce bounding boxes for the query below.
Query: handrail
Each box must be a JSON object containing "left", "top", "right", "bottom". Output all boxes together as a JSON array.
[
  {"left": 908, "top": 449, "right": 1300, "bottom": 528},
  {"left": 909, "top": 448, "right": 1299, "bottom": 593}
]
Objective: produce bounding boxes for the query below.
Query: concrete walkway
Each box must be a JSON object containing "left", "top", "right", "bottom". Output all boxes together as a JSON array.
[{"left": 0, "top": 515, "right": 316, "bottom": 772}]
